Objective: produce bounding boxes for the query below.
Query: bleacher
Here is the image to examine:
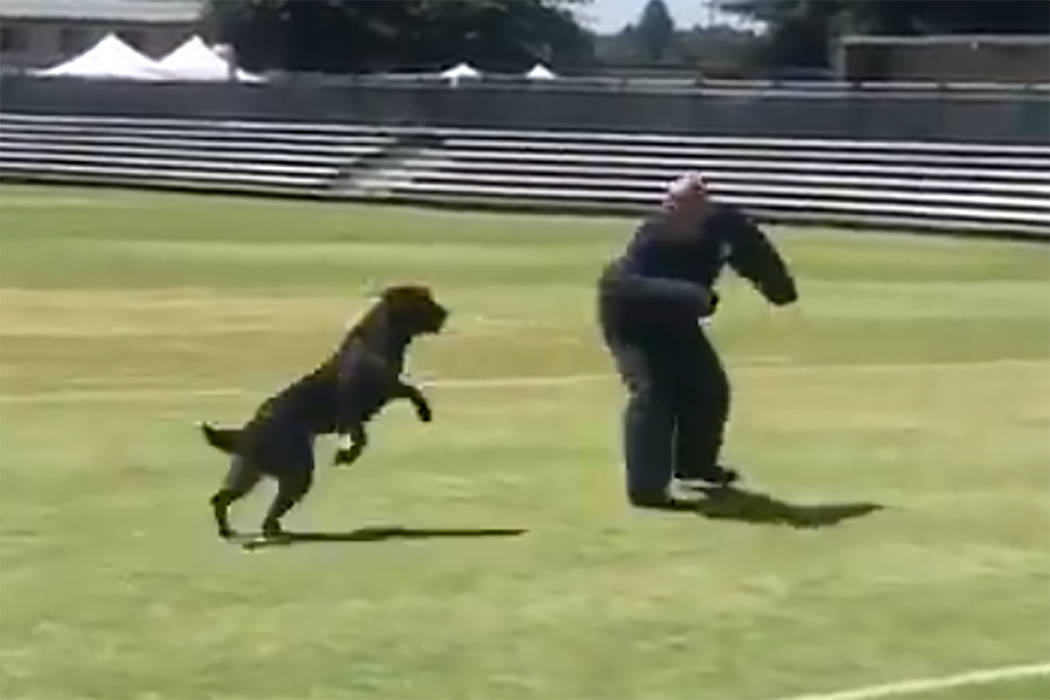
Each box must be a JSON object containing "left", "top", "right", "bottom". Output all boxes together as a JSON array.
[
  {"left": 2, "top": 112, "right": 1047, "bottom": 237},
  {"left": 0, "top": 114, "right": 393, "bottom": 196}
]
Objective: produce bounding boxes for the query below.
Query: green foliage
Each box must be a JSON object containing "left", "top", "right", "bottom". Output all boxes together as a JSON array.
[
  {"left": 842, "top": 0, "right": 1050, "bottom": 34},
  {"left": 634, "top": 0, "right": 675, "bottom": 60},
  {"left": 204, "top": 0, "right": 594, "bottom": 72},
  {"left": 719, "top": 0, "right": 1050, "bottom": 67}
]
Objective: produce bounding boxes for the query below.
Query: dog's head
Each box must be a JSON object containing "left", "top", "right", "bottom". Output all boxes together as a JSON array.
[{"left": 381, "top": 285, "right": 448, "bottom": 335}]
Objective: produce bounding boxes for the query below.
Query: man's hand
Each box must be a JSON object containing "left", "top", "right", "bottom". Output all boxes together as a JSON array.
[
  {"left": 704, "top": 289, "right": 720, "bottom": 316},
  {"left": 697, "top": 290, "right": 719, "bottom": 326},
  {"left": 603, "top": 270, "right": 717, "bottom": 320}
]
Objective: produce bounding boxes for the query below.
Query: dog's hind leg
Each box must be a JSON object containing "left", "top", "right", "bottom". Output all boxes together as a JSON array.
[
  {"left": 260, "top": 465, "right": 314, "bottom": 539},
  {"left": 211, "top": 456, "right": 261, "bottom": 539}
]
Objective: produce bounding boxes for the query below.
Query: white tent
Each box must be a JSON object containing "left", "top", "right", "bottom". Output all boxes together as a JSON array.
[
  {"left": 525, "top": 63, "right": 556, "bottom": 80},
  {"left": 33, "top": 33, "right": 172, "bottom": 80},
  {"left": 440, "top": 61, "right": 481, "bottom": 86},
  {"left": 158, "top": 36, "right": 264, "bottom": 83}
]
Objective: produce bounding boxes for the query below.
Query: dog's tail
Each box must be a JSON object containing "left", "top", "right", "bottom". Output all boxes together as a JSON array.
[{"left": 199, "top": 422, "right": 242, "bottom": 455}]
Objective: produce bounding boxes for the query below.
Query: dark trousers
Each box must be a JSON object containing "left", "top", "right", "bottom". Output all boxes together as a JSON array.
[{"left": 600, "top": 314, "right": 730, "bottom": 504}]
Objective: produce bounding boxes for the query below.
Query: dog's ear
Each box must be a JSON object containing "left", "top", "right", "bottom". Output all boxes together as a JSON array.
[
  {"left": 362, "top": 280, "right": 387, "bottom": 301},
  {"left": 381, "top": 286, "right": 409, "bottom": 303},
  {"left": 411, "top": 285, "right": 436, "bottom": 301},
  {"left": 382, "top": 285, "right": 432, "bottom": 305}
]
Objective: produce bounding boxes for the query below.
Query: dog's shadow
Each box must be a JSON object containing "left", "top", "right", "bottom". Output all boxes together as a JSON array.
[
  {"left": 669, "top": 485, "right": 883, "bottom": 528},
  {"left": 240, "top": 526, "right": 527, "bottom": 550},
  {"left": 236, "top": 490, "right": 879, "bottom": 550}
]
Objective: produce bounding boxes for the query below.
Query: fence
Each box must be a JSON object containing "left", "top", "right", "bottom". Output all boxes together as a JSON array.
[
  {"left": 4, "top": 75, "right": 1048, "bottom": 142},
  {"left": 1, "top": 112, "right": 1047, "bottom": 238}
]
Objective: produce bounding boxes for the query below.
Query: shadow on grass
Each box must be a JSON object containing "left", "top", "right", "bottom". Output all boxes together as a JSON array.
[
  {"left": 643, "top": 486, "right": 883, "bottom": 528},
  {"left": 240, "top": 526, "right": 527, "bottom": 550}
]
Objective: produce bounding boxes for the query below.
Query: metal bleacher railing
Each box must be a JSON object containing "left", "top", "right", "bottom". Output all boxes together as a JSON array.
[{"left": 1, "top": 112, "right": 1047, "bottom": 237}]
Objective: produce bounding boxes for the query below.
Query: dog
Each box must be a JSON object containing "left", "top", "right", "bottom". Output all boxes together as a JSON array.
[{"left": 200, "top": 285, "right": 449, "bottom": 541}]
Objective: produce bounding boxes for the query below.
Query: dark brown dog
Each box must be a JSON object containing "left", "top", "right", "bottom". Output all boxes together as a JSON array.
[{"left": 200, "top": 286, "right": 448, "bottom": 541}]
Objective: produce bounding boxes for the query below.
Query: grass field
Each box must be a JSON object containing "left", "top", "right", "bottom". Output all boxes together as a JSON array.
[{"left": 1, "top": 184, "right": 1048, "bottom": 700}]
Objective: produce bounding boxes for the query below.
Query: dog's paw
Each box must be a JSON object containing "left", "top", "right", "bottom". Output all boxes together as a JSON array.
[
  {"left": 333, "top": 448, "right": 356, "bottom": 466},
  {"left": 417, "top": 406, "right": 433, "bottom": 423}
]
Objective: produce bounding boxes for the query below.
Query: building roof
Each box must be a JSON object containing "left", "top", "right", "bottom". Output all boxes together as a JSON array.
[
  {"left": 0, "top": 0, "right": 203, "bottom": 23},
  {"left": 839, "top": 34, "right": 1050, "bottom": 47}
]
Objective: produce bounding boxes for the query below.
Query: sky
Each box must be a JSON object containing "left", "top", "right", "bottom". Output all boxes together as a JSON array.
[{"left": 573, "top": 0, "right": 766, "bottom": 34}]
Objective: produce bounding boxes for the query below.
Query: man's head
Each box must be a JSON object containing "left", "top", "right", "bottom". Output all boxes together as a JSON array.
[{"left": 662, "top": 172, "right": 710, "bottom": 237}]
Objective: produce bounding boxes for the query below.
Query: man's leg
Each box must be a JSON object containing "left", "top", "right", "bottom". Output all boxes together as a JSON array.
[
  {"left": 671, "top": 327, "right": 735, "bottom": 483},
  {"left": 608, "top": 340, "right": 678, "bottom": 506}
]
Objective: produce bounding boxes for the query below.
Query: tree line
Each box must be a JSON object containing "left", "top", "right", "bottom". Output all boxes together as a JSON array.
[{"left": 206, "top": 0, "right": 1049, "bottom": 74}]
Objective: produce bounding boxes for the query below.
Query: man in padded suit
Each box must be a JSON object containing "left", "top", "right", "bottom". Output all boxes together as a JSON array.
[{"left": 598, "top": 172, "right": 799, "bottom": 508}]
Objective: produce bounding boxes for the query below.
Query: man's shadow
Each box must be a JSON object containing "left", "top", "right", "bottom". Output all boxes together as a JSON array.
[
  {"left": 240, "top": 526, "right": 526, "bottom": 550},
  {"left": 659, "top": 486, "right": 882, "bottom": 528}
]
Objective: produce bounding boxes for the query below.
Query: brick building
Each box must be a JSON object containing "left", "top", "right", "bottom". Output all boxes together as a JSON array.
[{"left": 837, "top": 34, "right": 1050, "bottom": 83}]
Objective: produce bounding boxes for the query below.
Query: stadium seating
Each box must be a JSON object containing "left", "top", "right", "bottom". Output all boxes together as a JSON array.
[{"left": 1, "top": 112, "right": 1047, "bottom": 237}]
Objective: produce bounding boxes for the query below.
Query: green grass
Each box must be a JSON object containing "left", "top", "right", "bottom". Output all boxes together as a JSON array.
[
  {"left": 894, "top": 675, "right": 1050, "bottom": 700},
  {"left": 1, "top": 184, "right": 1048, "bottom": 700}
]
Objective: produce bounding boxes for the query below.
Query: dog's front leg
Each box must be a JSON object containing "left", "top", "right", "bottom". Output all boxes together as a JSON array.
[
  {"left": 396, "top": 382, "right": 432, "bottom": 422},
  {"left": 334, "top": 424, "right": 367, "bottom": 466}
]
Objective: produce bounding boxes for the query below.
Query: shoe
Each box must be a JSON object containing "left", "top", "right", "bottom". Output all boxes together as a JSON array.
[
  {"left": 675, "top": 464, "right": 739, "bottom": 488},
  {"left": 628, "top": 494, "right": 697, "bottom": 511}
]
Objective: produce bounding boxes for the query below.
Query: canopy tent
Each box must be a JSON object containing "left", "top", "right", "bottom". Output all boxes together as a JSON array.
[
  {"left": 33, "top": 33, "right": 171, "bottom": 80},
  {"left": 525, "top": 63, "right": 556, "bottom": 80},
  {"left": 157, "top": 36, "right": 265, "bottom": 83},
  {"left": 440, "top": 61, "right": 481, "bottom": 85}
]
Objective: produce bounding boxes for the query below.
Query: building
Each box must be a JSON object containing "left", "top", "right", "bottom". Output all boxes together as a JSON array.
[
  {"left": 836, "top": 34, "right": 1050, "bottom": 83},
  {"left": 0, "top": 0, "right": 203, "bottom": 69}
]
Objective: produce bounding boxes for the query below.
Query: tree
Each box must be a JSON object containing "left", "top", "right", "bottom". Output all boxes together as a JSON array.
[
  {"left": 634, "top": 0, "right": 675, "bottom": 60},
  {"left": 674, "top": 25, "right": 763, "bottom": 77},
  {"left": 715, "top": 1, "right": 840, "bottom": 68},
  {"left": 204, "top": 0, "right": 594, "bottom": 73},
  {"left": 719, "top": 0, "right": 1050, "bottom": 68},
  {"left": 595, "top": 23, "right": 761, "bottom": 76},
  {"left": 840, "top": 0, "right": 1050, "bottom": 35}
]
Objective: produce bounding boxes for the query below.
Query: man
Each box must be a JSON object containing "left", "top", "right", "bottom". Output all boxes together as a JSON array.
[{"left": 598, "top": 172, "right": 798, "bottom": 508}]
